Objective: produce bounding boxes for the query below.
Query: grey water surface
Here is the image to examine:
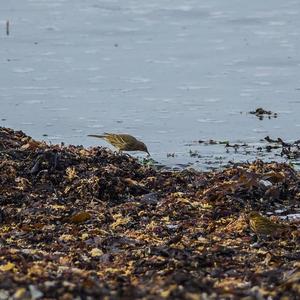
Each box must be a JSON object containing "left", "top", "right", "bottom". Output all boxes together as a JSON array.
[{"left": 1, "top": 0, "right": 300, "bottom": 169}]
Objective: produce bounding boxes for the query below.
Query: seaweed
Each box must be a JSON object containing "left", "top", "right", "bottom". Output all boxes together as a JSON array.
[{"left": 0, "top": 127, "right": 299, "bottom": 299}]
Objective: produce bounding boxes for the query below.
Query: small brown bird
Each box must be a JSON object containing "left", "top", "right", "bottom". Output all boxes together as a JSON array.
[
  {"left": 88, "top": 133, "right": 150, "bottom": 155},
  {"left": 248, "top": 211, "right": 286, "bottom": 237}
]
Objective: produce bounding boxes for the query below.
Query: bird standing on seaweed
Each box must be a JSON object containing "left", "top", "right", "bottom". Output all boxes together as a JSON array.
[
  {"left": 88, "top": 133, "right": 150, "bottom": 155},
  {"left": 248, "top": 211, "right": 287, "bottom": 238}
]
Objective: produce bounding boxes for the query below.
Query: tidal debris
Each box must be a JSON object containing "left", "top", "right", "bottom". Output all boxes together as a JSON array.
[
  {"left": 249, "top": 107, "right": 278, "bottom": 120},
  {"left": 265, "top": 136, "right": 300, "bottom": 159},
  {"left": 0, "top": 127, "right": 299, "bottom": 299}
]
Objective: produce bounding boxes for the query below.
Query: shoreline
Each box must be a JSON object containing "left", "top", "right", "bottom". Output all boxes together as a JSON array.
[{"left": 0, "top": 127, "right": 299, "bottom": 299}]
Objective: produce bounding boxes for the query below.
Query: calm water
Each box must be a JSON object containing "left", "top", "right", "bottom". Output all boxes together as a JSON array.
[{"left": 1, "top": 0, "right": 300, "bottom": 169}]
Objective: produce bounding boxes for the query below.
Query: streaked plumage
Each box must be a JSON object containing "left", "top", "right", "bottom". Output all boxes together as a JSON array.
[
  {"left": 88, "top": 133, "right": 150, "bottom": 155},
  {"left": 248, "top": 211, "right": 286, "bottom": 237}
]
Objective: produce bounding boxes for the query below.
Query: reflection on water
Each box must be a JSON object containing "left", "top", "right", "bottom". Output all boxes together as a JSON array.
[{"left": 1, "top": 0, "right": 300, "bottom": 169}]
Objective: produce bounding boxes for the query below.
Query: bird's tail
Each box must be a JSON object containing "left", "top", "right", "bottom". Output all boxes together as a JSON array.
[{"left": 87, "top": 134, "right": 106, "bottom": 139}]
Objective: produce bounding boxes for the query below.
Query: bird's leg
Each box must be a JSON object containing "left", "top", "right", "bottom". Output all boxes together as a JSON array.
[
  {"left": 251, "top": 234, "right": 268, "bottom": 248},
  {"left": 117, "top": 150, "right": 130, "bottom": 158}
]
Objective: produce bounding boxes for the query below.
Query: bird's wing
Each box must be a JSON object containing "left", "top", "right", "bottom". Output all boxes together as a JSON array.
[{"left": 111, "top": 134, "right": 130, "bottom": 146}]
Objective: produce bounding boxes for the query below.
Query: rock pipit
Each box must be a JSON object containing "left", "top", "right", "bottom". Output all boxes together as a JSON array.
[
  {"left": 88, "top": 133, "right": 150, "bottom": 155},
  {"left": 249, "top": 211, "right": 286, "bottom": 238}
]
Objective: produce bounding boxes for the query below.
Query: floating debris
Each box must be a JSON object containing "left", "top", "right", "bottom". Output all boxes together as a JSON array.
[
  {"left": 264, "top": 136, "right": 300, "bottom": 159},
  {"left": 166, "top": 152, "right": 175, "bottom": 157},
  {"left": 249, "top": 107, "right": 278, "bottom": 120}
]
